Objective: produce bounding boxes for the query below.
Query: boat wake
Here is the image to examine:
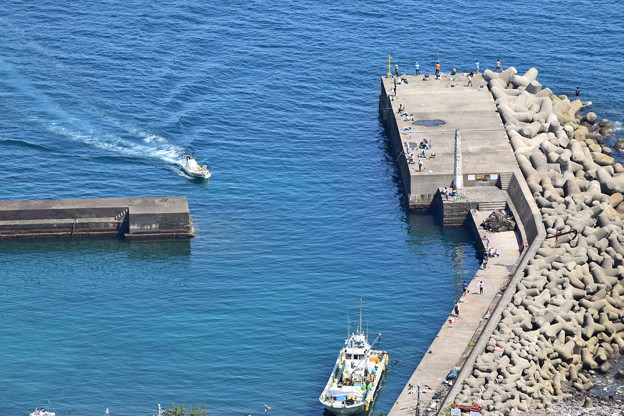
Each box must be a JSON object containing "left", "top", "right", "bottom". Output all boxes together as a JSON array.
[
  {"left": 48, "top": 124, "right": 186, "bottom": 165},
  {"left": 0, "top": 58, "right": 187, "bottom": 167}
]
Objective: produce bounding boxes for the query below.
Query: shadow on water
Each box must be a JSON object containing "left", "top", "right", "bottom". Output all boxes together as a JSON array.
[
  {"left": 406, "top": 212, "right": 480, "bottom": 266},
  {"left": 0, "top": 237, "right": 191, "bottom": 257},
  {"left": 377, "top": 122, "right": 409, "bottom": 210},
  {"left": 378, "top": 113, "right": 482, "bottom": 290},
  {"left": 186, "top": 176, "right": 211, "bottom": 185}
]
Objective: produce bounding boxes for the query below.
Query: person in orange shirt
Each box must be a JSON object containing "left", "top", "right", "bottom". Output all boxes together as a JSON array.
[{"left": 435, "top": 61, "right": 440, "bottom": 75}]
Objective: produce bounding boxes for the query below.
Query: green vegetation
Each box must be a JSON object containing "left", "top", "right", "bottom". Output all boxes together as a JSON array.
[
  {"left": 163, "top": 404, "right": 209, "bottom": 416},
  {"left": 438, "top": 402, "right": 454, "bottom": 416}
]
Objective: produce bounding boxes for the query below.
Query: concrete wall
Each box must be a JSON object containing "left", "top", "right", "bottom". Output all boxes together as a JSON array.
[
  {"left": 506, "top": 170, "right": 541, "bottom": 245},
  {"left": 441, "top": 198, "right": 475, "bottom": 226},
  {"left": 411, "top": 174, "right": 452, "bottom": 208},
  {"left": 0, "top": 207, "right": 126, "bottom": 220},
  {"left": 379, "top": 81, "right": 411, "bottom": 198},
  {"left": 0, "top": 197, "right": 194, "bottom": 240},
  {"left": 441, "top": 179, "right": 546, "bottom": 413},
  {"left": 128, "top": 212, "right": 193, "bottom": 238}
]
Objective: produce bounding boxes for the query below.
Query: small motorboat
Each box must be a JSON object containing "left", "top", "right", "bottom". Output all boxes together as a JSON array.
[
  {"left": 29, "top": 409, "right": 55, "bottom": 416},
  {"left": 180, "top": 155, "right": 211, "bottom": 179}
]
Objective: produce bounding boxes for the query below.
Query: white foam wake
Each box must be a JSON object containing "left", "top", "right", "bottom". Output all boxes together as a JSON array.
[
  {"left": 47, "top": 123, "right": 185, "bottom": 165},
  {"left": 0, "top": 58, "right": 187, "bottom": 166}
]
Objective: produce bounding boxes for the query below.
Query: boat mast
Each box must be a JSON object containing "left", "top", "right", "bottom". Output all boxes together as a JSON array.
[
  {"left": 347, "top": 308, "right": 350, "bottom": 339},
  {"left": 359, "top": 297, "right": 363, "bottom": 334}
]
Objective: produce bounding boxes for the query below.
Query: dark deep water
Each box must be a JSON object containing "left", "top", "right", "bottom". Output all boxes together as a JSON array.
[{"left": 0, "top": 1, "right": 622, "bottom": 414}]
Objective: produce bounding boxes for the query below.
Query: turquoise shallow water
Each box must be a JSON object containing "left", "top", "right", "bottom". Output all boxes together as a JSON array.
[{"left": 0, "top": 1, "right": 623, "bottom": 415}]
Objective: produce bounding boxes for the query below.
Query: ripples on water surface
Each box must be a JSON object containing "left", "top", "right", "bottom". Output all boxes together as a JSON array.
[{"left": 0, "top": 1, "right": 622, "bottom": 414}]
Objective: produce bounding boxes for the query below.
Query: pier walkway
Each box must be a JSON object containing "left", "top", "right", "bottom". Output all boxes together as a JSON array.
[
  {"left": 389, "top": 215, "right": 520, "bottom": 415},
  {"left": 379, "top": 73, "right": 518, "bottom": 211},
  {"left": 380, "top": 72, "right": 529, "bottom": 415}
]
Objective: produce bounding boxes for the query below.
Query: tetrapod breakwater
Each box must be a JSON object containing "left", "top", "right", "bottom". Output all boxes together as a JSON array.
[
  {"left": 447, "top": 67, "right": 624, "bottom": 415},
  {"left": 380, "top": 65, "right": 623, "bottom": 415}
]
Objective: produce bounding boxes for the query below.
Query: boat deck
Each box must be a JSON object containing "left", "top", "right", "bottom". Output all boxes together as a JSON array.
[{"left": 321, "top": 348, "right": 389, "bottom": 415}]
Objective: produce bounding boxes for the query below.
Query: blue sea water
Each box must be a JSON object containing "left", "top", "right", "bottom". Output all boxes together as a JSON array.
[{"left": 0, "top": 1, "right": 623, "bottom": 415}]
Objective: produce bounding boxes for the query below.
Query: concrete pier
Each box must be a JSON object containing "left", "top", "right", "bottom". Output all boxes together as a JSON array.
[
  {"left": 389, "top": 218, "right": 520, "bottom": 415},
  {"left": 0, "top": 196, "right": 194, "bottom": 240},
  {"left": 379, "top": 73, "right": 518, "bottom": 213},
  {"left": 381, "top": 66, "right": 624, "bottom": 415},
  {"left": 380, "top": 72, "right": 545, "bottom": 415}
]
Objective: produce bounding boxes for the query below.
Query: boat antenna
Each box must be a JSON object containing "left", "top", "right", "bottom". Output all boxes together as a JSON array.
[
  {"left": 346, "top": 307, "right": 350, "bottom": 339},
  {"left": 359, "top": 297, "right": 363, "bottom": 334}
]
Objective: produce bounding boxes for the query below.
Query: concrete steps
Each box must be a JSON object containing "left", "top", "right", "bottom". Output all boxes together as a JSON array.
[
  {"left": 478, "top": 201, "right": 507, "bottom": 211},
  {"left": 114, "top": 208, "right": 129, "bottom": 221},
  {"left": 498, "top": 172, "right": 513, "bottom": 190}
]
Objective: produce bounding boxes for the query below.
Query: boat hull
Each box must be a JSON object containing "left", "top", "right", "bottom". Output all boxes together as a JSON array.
[
  {"left": 320, "top": 303, "right": 387, "bottom": 416},
  {"left": 179, "top": 157, "right": 211, "bottom": 179},
  {"left": 319, "top": 348, "right": 388, "bottom": 416},
  {"left": 322, "top": 403, "right": 365, "bottom": 415},
  {"left": 180, "top": 166, "right": 211, "bottom": 179}
]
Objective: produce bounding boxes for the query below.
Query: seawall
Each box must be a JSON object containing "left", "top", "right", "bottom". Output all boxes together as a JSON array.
[
  {"left": 447, "top": 67, "right": 624, "bottom": 414},
  {"left": 381, "top": 66, "right": 624, "bottom": 415},
  {"left": 0, "top": 196, "right": 195, "bottom": 240},
  {"left": 381, "top": 70, "right": 546, "bottom": 416},
  {"left": 378, "top": 73, "right": 517, "bottom": 213}
]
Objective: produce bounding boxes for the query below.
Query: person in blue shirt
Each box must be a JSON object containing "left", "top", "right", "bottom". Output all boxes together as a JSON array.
[{"left": 415, "top": 61, "right": 420, "bottom": 75}]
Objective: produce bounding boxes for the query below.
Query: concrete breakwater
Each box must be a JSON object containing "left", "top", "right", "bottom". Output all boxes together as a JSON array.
[
  {"left": 378, "top": 72, "right": 518, "bottom": 214},
  {"left": 449, "top": 68, "right": 624, "bottom": 414},
  {"left": 379, "top": 71, "right": 546, "bottom": 415},
  {"left": 0, "top": 196, "right": 195, "bottom": 240}
]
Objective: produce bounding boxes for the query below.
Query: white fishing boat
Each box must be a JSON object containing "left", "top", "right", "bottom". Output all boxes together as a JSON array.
[
  {"left": 29, "top": 409, "right": 55, "bottom": 416},
  {"left": 180, "top": 155, "right": 211, "bottom": 179},
  {"left": 319, "top": 299, "right": 389, "bottom": 415}
]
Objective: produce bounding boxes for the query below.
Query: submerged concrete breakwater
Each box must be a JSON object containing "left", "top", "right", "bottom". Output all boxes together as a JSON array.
[{"left": 450, "top": 68, "right": 624, "bottom": 414}]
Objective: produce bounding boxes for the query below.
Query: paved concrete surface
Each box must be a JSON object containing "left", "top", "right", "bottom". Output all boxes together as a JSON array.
[
  {"left": 444, "top": 186, "right": 509, "bottom": 206},
  {"left": 0, "top": 196, "right": 189, "bottom": 216},
  {"left": 388, "top": 212, "right": 520, "bottom": 415},
  {"left": 380, "top": 73, "right": 519, "bottom": 207}
]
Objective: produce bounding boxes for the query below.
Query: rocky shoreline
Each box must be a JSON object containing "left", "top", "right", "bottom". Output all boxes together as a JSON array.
[{"left": 453, "top": 67, "right": 624, "bottom": 415}]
